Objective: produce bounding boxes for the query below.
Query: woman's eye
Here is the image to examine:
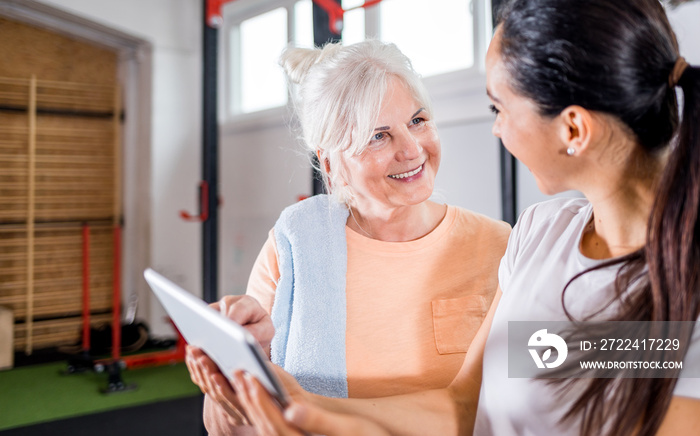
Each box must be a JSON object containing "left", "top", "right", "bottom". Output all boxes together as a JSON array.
[
  {"left": 489, "top": 104, "right": 500, "bottom": 115},
  {"left": 371, "top": 132, "right": 386, "bottom": 141},
  {"left": 411, "top": 117, "right": 425, "bottom": 125}
]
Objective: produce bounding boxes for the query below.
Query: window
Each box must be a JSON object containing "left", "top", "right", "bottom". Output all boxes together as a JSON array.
[
  {"left": 224, "top": 0, "right": 492, "bottom": 118},
  {"left": 341, "top": 0, "right": 365, "bottom": 45},
  {"left": 379, "top": 0, "right": 474, "bottom": 77},
  {"left": 236, "top": 7, "right": 289, "bottom": 114},
  {"left": 225, "top": 1, "right": 317, "bottom": 116},
  {"left": 294, "top": 1, "right": 314, "bottom": 48}
]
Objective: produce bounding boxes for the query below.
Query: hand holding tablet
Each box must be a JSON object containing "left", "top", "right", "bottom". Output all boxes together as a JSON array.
[{"left": 144, "top": 268, "right": 289, "bottom": 408}]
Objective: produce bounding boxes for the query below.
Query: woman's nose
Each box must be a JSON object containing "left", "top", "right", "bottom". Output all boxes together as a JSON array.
[
  {"left": 491, "top": 120, "right": 501, "bottom": 138},
  {"left": 396, "top": 130, "right": 422, "bottom": 161}
]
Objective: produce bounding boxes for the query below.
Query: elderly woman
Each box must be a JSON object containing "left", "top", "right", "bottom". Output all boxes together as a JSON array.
[{"left": 186, "top": 40, "right": 510, "bottom": 434}]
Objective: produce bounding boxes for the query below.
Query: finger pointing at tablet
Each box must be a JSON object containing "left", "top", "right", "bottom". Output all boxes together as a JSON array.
[{"left": 213, "top": 295, "right": 275, "bottom": 356}]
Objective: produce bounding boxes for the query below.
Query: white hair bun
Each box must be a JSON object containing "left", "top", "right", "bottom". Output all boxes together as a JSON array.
[{"left": 279, "top": 43, "right": 343, "bottom": 85}]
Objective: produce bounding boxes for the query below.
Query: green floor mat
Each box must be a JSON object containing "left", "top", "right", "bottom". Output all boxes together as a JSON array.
[{"left": 0, "top": 361, "right": 202, "bottom": 430}]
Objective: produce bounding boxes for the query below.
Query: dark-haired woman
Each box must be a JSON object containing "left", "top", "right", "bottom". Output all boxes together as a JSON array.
[{"left": 226, "top": 1, "right": 700, "bottom": 435}]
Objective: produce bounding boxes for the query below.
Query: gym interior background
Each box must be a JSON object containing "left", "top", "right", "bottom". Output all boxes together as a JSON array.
[{"left": 0, "top": 0, "right": 698, "bottom": 434}]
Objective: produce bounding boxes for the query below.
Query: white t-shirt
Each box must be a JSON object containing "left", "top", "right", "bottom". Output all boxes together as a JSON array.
[{"left": 475, "top": 197, "right": 700, "bottom": 435}]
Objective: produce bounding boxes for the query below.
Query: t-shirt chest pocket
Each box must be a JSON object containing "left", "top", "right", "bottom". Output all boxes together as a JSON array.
[{"left": 431, "top": 295, "right": 488, "bottom": 355}]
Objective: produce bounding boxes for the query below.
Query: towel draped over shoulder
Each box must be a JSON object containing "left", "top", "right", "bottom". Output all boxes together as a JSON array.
[{"left": 271, "top": 194, "right": 350, "bottom": 398}]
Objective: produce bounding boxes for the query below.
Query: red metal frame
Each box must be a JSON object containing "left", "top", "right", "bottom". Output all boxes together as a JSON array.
[
  {"left": 118, "top": 323, "right": 187, "bottom": 370},
  {"left": 206, "top": 0, "right": 384, "bottom": 34},
  {"left": 180, "top": 180, "right": 209, "bottom": 222},
  {"left": 93, "top": 319, "right": 187, "bottom": 370},
  {"left": 313, "top": 0, "right": 344, "bottom": 34},
  {"left": 313, "top": 0, "right": 384, "bottom": 34},
  {"left": 206, "top": 0, "right": 238, "bottom": 28},
  {"left": 99, "top": 225, "right": 186, "bottom": 370},
  {"left": 94, "top": 328, "right": 187, "bottom": 369}
]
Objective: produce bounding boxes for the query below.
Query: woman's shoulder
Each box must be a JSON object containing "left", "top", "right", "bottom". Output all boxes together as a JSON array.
[
  {"left": 278, "top": 194, "right": 345, "bottom": 217},
  {"left": 449, "top": 204, "right": 512, "bottom": 236},
  {"left": 512, "top": 196, "right": 591, "bottom": 244},
  {"left": 519, "top": 196, "right": 590, "bottom": 227},
  {"left": 276, "top": 194, "right": 349, "bottom": 232}
]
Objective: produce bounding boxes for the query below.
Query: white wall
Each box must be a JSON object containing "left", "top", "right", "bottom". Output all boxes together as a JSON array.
[
  {"left": 433, "top": 119, "right": 502, "bottom": 219},
  {"left": 669, "top": 1, "right": 700, "bottom": 65},
  {"left": 219, "top": 118, "right": 311, "bottom": 294},
  {"left": 36, "top": 0, "right": 203, "bottom": 337}
]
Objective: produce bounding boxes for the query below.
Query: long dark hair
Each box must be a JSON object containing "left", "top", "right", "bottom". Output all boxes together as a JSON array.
[{"left": 496, "top": 0, "right": 700, "bottom": 435}]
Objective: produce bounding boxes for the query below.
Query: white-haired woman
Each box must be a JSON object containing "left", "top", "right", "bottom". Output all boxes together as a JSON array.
[{"left": 186, "top": 40, "right": 510, "bottom": 435}]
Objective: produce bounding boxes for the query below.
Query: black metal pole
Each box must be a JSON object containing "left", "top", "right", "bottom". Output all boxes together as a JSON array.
[
  {"left": 491, "top": 0, "right": 518, "bottom": 225},
  {"left": 311, "top": 0, "right": 342, "bottom": 196},
  {"left": 313, "top": 0, "right": 342, "bottom": 47},
  {"left": 200, "top": 1, "right": 218, "bottom": 434},
  {"left": 202, "top": 0, "right": 218, "bottom": 304},
  {"left": 499, "top": 145, "right": 517, "bottom": 225}
]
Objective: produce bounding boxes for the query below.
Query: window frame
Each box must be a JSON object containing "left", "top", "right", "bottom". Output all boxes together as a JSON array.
[
  {"left": 221, "top": 0, "right": 299, "bottom": 125},
  {"left": 220, "top": 0, "right": 493, "bottom": 130}
]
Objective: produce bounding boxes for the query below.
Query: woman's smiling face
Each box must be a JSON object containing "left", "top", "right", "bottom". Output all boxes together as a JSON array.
[
  {"left": 486, "top": 28, "right": 570, "bottom": 196},
  {"left": 342, "top": 77, "right": 441, "bottom": 212}
]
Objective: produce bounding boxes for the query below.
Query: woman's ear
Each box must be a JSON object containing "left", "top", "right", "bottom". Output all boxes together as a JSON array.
[
  {"left": 559, "top": 105, "right": 593, "bottom": 156},
  {"left": 316, "top": 150, "right": 331, "bottom": 173}
]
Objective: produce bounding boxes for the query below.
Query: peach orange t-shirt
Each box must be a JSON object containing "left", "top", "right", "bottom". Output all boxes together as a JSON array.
[{"left": 247, "top": 205, "right": 510, "bottom": 398}]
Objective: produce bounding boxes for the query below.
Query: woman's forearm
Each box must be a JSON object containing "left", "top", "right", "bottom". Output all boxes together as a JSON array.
[{"left": 309, "top": 388, "right": 461, "bottom": 436}]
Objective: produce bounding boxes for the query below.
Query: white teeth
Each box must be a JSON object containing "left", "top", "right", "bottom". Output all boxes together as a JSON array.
[{"left": 389, "top": 165, "right": 422, "bottom": 179}]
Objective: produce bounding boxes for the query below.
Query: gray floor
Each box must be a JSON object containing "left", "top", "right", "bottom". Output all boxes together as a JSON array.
[{"left": 0, "top": 395, "right": 206, "bottom": 436}]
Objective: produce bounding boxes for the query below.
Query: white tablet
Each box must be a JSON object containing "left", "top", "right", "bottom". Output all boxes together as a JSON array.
[{"left": 144, "top": 268, "right": 288, "bottom": 407}]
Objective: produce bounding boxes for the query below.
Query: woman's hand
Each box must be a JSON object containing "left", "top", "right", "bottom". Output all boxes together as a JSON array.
[
  {"left": 231, "top": 370, "right": 390, "bottom": 436},
  {"left": 186, "top": 345, "right": 250, "bottom": 426},
  {"left": 184, "top": 294, "right": 275, "bottom": 432},
  {"left": 269, "top": 364, "right": 309, "bottom": 404},
  {"left": 212, "top": 295, "right": 275, "bottom": 355}
]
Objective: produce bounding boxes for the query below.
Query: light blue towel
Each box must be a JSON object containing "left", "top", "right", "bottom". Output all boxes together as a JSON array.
[{"left": 271, "top": 194, "right": 350, "bottom": 398}]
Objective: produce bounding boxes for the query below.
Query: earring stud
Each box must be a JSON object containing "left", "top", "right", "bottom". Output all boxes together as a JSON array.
[{"left": 566, "top": 147, "right": 575, "bottom": 156}]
